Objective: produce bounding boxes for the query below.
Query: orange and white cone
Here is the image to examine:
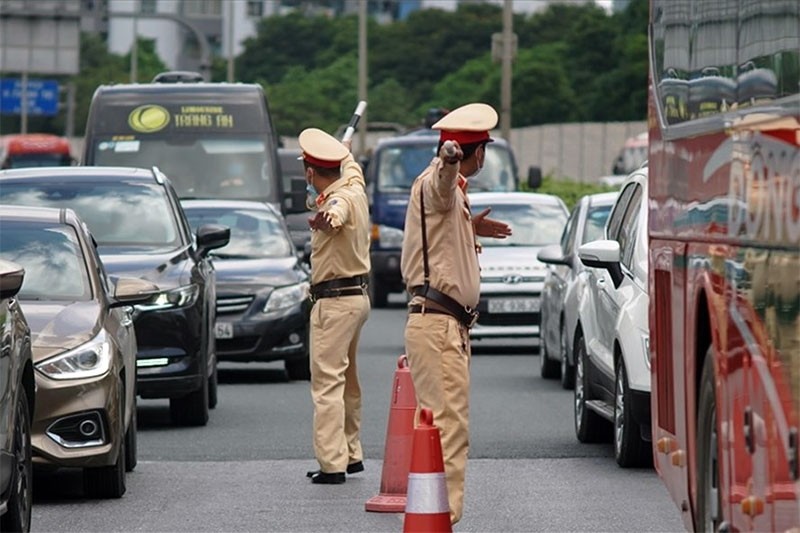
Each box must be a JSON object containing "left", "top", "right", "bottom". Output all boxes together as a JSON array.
[
  {"left": 403, "top": 408, "right": 452, "bottom": 533},
  {"left": 365, "top": 355, "right": 417, "bottom": 512}
]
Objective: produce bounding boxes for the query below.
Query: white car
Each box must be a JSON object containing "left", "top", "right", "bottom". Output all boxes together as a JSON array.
[
  {"left": 572, "top": 167, "right": 651, "bottom": 468},
  {"left": 537, "top": 192, "right": 617, "bottom": 388},
  {"left": 468, "top": 192, "right": 568, "bottom": 342}
]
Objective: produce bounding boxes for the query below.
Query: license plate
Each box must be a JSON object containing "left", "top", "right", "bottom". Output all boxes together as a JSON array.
[
  {"left": 215, "top": 322, "right": 234, "bottom": 339},
  {"left": 487, "top": 298, "right": 539, "bottom": 314}
]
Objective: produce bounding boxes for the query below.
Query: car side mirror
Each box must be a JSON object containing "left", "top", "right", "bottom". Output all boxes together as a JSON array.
[
  {"left": 110, "top": 277, "right": 160, "bottom": 307},
  {"left": 196, "top": 224, "right": 230, "bottom": 257},
  {"left": 578, "top": 240, "right": 623, "bottom": 288},
  {"left": 284, "top": 176, "right": 308, "bottom": 215},
  {"left": 537, "top": 244, "right": 571, "bottom": 267},
  {"left": 527, "top": 166, "right": 542, "bottom": 190},
  {"left": 0, "top": 262, "right": 24, "bottom": 300}
]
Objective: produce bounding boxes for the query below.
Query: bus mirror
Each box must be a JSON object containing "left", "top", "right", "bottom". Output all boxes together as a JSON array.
[{"left": 527, "top": 166, "right": 542, "bottom": 189}]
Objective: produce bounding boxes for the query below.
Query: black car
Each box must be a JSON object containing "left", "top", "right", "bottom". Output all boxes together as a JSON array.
[
  {"left": 0, "top": 167, "right": 229, "bottom": 427},
  {"left": 0, "top": 259, "right": 33, "bottom": 532},
  {"left": 181, "top": 200, "right": 311, "bottom": 380}
]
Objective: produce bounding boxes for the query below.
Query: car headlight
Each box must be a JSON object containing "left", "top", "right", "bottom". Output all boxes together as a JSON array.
[
  {"left": 36, "top": 330, "right": 112, "bottom": 380},
  {"left": 375, "top": 225, "right": 404, "bottom": 249},
  {"left": 136, "top": 284, "right": 199, "bottom": 312},
  {"left": 263, "top": 281, "right": 310, "bottom": 313}
]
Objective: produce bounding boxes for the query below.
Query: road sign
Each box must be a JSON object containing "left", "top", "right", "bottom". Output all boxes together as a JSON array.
[{"left": 0, "top": 78, "right": 60, "bottom": 116}]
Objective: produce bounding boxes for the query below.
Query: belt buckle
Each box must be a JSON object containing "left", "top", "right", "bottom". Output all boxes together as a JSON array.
[{"left": 465, "top": 306, "right": 479, "bottom": 328}]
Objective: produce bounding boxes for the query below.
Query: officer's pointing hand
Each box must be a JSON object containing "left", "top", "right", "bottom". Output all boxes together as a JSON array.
[
  {"left": 472, "top": 208, "right": 512, "bottom": 239},
  {"left": 439, "top": 140, "right": 463, "bottom": 165}
]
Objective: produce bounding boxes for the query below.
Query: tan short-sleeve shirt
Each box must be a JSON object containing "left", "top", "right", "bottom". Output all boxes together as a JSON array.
[
  {"left": 309, "top": 153, "right": 371, "bottom": 285},
  {"left": 400, "top": 157, "right": 480, "bottom": 309}
]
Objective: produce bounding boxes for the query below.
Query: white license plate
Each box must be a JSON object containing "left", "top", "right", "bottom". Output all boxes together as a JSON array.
[
  {"left": 488, "top": 298, "right": 539, "bottom": 314},
  {"left": 215, "top": 322, "right": 234, "bottom": 339}
]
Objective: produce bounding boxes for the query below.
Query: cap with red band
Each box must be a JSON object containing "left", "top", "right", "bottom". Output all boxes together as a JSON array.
[
  {"left": 298, "top": 128, "right": 349, "bottom": 168},
  {"left": 432, "top": 103, "right": 498, "bottom": 146}
]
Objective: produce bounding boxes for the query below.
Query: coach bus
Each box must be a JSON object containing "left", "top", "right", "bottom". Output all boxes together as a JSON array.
[
  {"left": 648, "top": 0, "right": 799, "bottom": 531},
  {"left": 82, "top": 71, "right": 284, "bottom": 207}
]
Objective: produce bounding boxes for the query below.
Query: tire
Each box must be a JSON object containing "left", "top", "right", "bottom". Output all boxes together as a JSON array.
[
  {"left": 84, "top": 393, "right": 126, "bottom": 499},
  {"left": 170, "top": 372, "right": 209, "bottom": 427},
  {"left": 1, "top": 388, "right": 32, "bottom": 533},
  {"left": 124, "top": 398, "right": 138, "bottom": 473},
  {"left": 695, "top": 350, "right": 721, "bottom": 531},
  {"left": 369, "top": 273, "right": 389, "bottom": 309},
  {"left": 614, "top": 358, "right": 650, "bottom": 467},
  {"left": 574, "top": 333, "right": 607, "bottom": 443},
  {"left": 539, "top": 335, "right": 560, "bottom": 379},
  {"left": 285, "top": 353, "right": 311, "bottom": 381},
  {"left": 208, "top": 360, "right": 218, "bottom": 410},
  {"left": 559, "top": 322, "right": 575, "bottom": 390}
]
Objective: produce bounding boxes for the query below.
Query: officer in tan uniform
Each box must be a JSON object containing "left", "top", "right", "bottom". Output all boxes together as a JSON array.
[
  {"left": 400, "top": 103, "right": 512, "bottom": 524},
  {"left": 299, "top": 128, "right": 371, "bottom": 485}
]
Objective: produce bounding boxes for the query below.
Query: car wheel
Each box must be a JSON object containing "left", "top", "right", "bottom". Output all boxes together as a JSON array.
[
  {"left": 1, "top": 388, "right": 32, "bottom": 533},
  {"left": 368, "top": 273, "right": 388, "bottom": 309},
  {"left": 169, "top": 369, "right": 209, "bottom": 427},
  {"left": 539, "top": 335, "right": 560, "bottom": 379},
  {"left": 124, "top": 397, "right": 137, "bottom": 473},
  {"left": 574, "top": 333, "right": 607, "bottom": 443},
  {"left": 695, "top": 349, "right": 721, "bottom": 532},
  {"left": 208, "top": 360, "right": 219, "bottom": 410},
  {"left": 614, "top": 358, "right": 649, "bottom": 467},
  {"left": 84, "top": 391, "right": 126, "bottom": 499},
  {"left": 285, "top": 353, "right": 311, "bottom": 381},
  {"left": 559, "top": 321, "right": 575, "bottom": 390}
]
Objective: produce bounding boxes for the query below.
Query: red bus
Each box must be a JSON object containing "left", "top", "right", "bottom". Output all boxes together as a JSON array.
[
  {"left": 648, "top": 0, "right": 799, "bottom": 531},
  {"left": 0, "top": 134, "right": 74, "bottom": 169}
]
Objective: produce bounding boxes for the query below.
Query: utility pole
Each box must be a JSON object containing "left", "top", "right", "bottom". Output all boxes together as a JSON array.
[
  {"left": 357, "top": 0, "right": 368, "bottom": 158},
  {"left": 500, "top": 0, "right": 513, "bottom": 142},
  {"left": 227, "top": 0, "right": 235, "bottom": 82},
  {"left": 131, "top": 15, "right": 138, "bottom": 83}
]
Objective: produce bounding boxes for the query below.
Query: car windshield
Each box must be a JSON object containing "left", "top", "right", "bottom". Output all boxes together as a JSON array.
[
  {"left": 376, "top": 143, "right": 516, "bottom": 192},
  {"left": 92, "top": 136, "right": 274, "bottom": 200},
  {"left": 582, "top": 204, "right": 613, "bottom": 243},
  {"left": 0, "top": 221, "right": 92, "bottom": 300},
  {"left": 472, "top": 202, "right": 567, "bottom": 247},
  {"left": 184, "top": 207, "right": 294, "bottom": 259},
  {"left": 0, "top": 180, "right": 180, "bottom": 247}
]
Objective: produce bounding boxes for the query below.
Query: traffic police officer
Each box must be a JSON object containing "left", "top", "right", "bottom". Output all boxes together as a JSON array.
[
  {"left": 300, "top": 128, "right": 371, "bottom": 485},
  {"left": 400, "top": 103, "right": 512, "bottom": 524}
]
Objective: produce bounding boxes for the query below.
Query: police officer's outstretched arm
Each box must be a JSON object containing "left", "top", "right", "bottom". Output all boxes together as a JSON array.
[{"left": 427, "top": 140, "right": 463, "bottom": 212}]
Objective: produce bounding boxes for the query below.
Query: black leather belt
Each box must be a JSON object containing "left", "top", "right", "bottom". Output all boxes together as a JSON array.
[
  {"left": 409, "top": 305, "right": 457, "bottom": 319},
  {"left": 410, "top": 285, "right": 478, "bottom": 329},
  {"left": 310, "top": 275, "right": 368, "bottom": 302}
]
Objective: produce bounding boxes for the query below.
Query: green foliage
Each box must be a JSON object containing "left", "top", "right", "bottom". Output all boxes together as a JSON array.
[{"left": 530, "top": 176, "right": 616, "bottom": 210}]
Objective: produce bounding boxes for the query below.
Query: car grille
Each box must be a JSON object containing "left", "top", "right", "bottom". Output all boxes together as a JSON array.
[
  {"left": 216, "top": 295, "right": 255, "bottom": 315},
  {"left": 217, "top": 336, "right": 260, "bottom": 353},
  {"left": 481, "top": 274, "right": 545, "bottom": 284}
]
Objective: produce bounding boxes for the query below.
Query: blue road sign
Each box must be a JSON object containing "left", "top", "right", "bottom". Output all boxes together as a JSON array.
[{"left": 0, "top": 78, "right": 60, "bottom": 116}]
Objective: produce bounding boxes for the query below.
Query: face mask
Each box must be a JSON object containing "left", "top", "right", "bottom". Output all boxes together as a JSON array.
[{"left": 306, "top": 182, "right": 319, "bottom": 210}]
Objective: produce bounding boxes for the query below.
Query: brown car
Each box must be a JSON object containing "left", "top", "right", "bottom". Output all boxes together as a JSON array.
[{"left": 0, "top": 205, "right": 156, "bottom": 498}]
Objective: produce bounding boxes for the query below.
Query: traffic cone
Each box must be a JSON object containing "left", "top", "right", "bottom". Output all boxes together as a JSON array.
[
  {"left": 365, "top": 355, "right": 417, "bottom": 512},
  {"left": 403, "top": 408, "right": 451, "bottom": 533}
]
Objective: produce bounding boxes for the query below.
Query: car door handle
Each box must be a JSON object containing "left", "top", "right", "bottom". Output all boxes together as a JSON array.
[{"left": 596, "top": 278, "right": 605, "bottom": 286}]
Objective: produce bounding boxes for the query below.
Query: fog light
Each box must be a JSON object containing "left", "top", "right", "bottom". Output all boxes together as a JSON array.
[
  {"left": 46, "top": 411, "right": 107, "bottom": 448},
  {"left": 79, "top": 419, "right": 99, "bottom": 437},
  {"left": 289, "top": 333, "right": 300, "bottom": 344}
]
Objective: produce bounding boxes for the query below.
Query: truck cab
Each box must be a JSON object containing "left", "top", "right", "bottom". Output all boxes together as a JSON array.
[{"left": 364, "top": 129, "right": 540, "bottom": 307}]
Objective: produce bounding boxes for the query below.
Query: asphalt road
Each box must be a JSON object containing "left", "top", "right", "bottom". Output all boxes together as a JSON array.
[{"left": 31, "top": 297, "right": 686, "bottom": 532}]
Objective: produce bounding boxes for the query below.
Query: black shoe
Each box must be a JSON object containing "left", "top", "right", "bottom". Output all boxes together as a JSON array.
[
  {"left": 309, "top": 471, "right": 345, "bottom": 484},
  {"left": 346, "top": 461, "right": 364, "bottom": 474},
  {"left": 306, "top": 461, "right": 363, "bottom": 478}
]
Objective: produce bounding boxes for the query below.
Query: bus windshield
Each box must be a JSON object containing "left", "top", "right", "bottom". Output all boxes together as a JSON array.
[
  {"left": 92, "top": 135, "right": 274, "bottom": 200},
  {"left": 376, "top": 142, "right": 517, "bottom": 193}
]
